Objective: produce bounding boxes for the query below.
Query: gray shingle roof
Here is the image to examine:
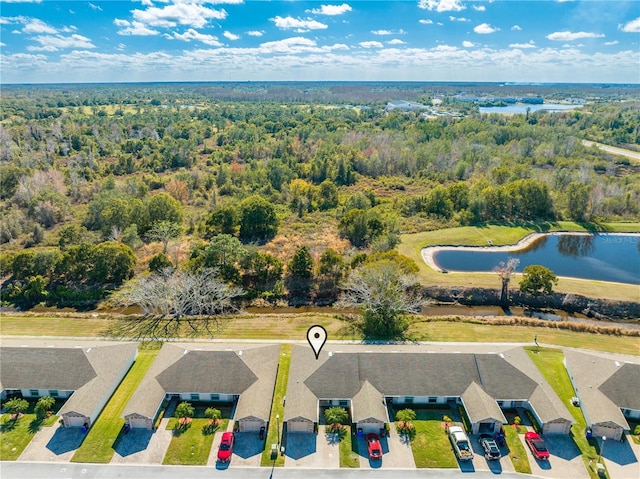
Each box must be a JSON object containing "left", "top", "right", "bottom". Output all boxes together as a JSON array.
[
  {"left": 461, "top": 382, "right": 507, "bottom": 424},
  {"left": 352, "top": 380, "right": 388, "bottom": 423},
  {"left": 599, "top": 363, "right": 640, "bottom": 411},
  {"left": 123, "top": 343, "right": 279, "bottom": 423},
  {"left": 564, "top": 349, "right": 640, "bottom": 429},
  {"left": 286, "top": 344, "right": 571, "bottom": 426},
  {"left": 0, "top": 340, "right": 138, "bottom": 421}
]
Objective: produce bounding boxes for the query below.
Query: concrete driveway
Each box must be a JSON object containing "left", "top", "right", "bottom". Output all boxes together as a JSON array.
[
  {"left": 358, "top": 428, "right": 415, "bottom": 469},
  {"left": 111, "top": 420, "right": 173, "bottom": 465},
  {"left": 18, "top": 422, "right": 85, "bottom": 462},
  {"left": 468, "top": 433, "right": 515, "bottom": 474},
  {"left": 284, "top": 426, "right": 340, "bottom": 468},
  {"left": 519, "top": 434, "right": 588, "bottom": 479},
  {"left": 230, "top": 431, "right": 264, "bottom": 467},
  {"left": 601, "top": 435, "right": 640, "bottom": 479}
]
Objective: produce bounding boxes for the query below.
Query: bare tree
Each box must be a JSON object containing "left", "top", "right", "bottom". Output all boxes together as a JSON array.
[
  {"left": 111, "top": 268, "right": 243, "bottom": 339},
  {"left": 337, "top": 260, "right": 426, "bottom": 338},
  {"left": 494, "top": 258, "right": 520, "bottom": 309}
]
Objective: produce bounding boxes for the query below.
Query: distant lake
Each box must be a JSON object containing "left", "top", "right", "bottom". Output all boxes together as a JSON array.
[
  {"left": 479, "top": 103, "right": 583, "bottom": 114},
  {"left": 432, "top": 234, "right": 640, "bottom": 284}
]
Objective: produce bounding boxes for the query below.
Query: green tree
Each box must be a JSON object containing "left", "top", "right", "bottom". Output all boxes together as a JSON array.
[
  {"left": 238, "top": 195, "right": 278, "bottom": 242},
  {"left": 338, "top": 260, "right": 424, "bottom": 338},
  {"left": 5, "top": 398, "right": 29, "bottom": 420},
  {"left": 58, "top": 224, "right": 93, "bottom": 249},
  {"left": 395, "top": 408, "right": 416, "bottom": 423},
  {"left": 287, "top": 245, "right": 314, "bottom": 296},
  {"left": 204, "top": 204, "right": 239, "bottom": 238},
  {"left": 241, "top": 250, "right": 283, "bottom": 294},
  {"left": 149, "top": 252, "right": 173, "bottom": 273},
  {"left": 175, "top": 401, "right": 195, "bottom": 428},
  {"left": 204, "top": 407, "right": 222, "bottom": 422},
  {"left": 89, "top": 242, "right": 136, "bottom": 284},
  {"left": 318, "top": 248, "right": 345, "bottom": 281},
  {"left": 147, "top": 193, "right": 183, "bottom": 228},
  {"left": 317, "top": 180, "right": 339, "bottom": 211},
  {"left": 565, "top": 182, "right": 590, "bottom": 221},
  {"left": 147, "top": 221, "right": 182, "bottom": 254},
  {"left": 187, "top": 234, "right": 247, "bottom": 283},
  {"left": 519, "top": 265, "right": 558, "bottom": 296},
  {"left": 324, "top": 406, "right": 349, "bottom": 429},
  {"left": 35, "top": 396, "right": 55, "bottom": 419}
]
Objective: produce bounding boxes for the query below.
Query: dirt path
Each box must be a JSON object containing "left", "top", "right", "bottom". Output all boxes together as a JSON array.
[{"left": 582, "top": 140, "right": 640, "bottom": 162}]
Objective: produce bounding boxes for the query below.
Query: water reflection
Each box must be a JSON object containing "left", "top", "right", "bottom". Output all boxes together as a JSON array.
[
  {"left": 556, "top": 234, "right": 594, "bottom": 258},
  {"left": 522, "top": 235, "right": 547, "bottom": 253}
]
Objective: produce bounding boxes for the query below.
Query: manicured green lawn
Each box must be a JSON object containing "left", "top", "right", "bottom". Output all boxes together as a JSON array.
[
  {"left": 503, "top": 423, "right": 532, "bottom": 474},
  {"left": 71, "top": 349, "right": 158, "bottom": 463},
  {"left": 163, "top": 418, "right": 228, "bottom": 465},
  {"left": 339, "top": 426, "right": 360, "bottom": 468},
  {"left": 399, "top": 222, "right": 640, "bottom": 301},
  {"left": 0, "top": 409, "right": 58, "bottom": 461},
  {"left": 525, "top": 347, "right": 603, "bottom": 479},
  {"left": 410, "top": 410, "right": 457, "bottom": 468},
  {"left": 260, "top": 344, "right": 291, "bottom": 467}
]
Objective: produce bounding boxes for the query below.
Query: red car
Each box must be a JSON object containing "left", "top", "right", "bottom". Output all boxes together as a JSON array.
[
  {"left": 525, "top": 432, "right": 549, "bottom": 460},
  {"left": 217, "top": 432, "right": 235, "bottom": 462},
  {"left": 366, "top": 433, "right": 382, "bottom": 460}
]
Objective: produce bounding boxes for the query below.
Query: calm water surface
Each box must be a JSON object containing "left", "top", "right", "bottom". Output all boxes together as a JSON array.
[
  {"left": 479, "top": 103, "right": 583, "bottom": 114},
  {"left": 433, "top": 234, "right": 640, "bottom": 284}
]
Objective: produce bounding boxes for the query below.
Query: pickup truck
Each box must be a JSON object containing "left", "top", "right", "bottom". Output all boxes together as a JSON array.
[{"left": 448, "top": 425, "right": 474, "bottom": 461}]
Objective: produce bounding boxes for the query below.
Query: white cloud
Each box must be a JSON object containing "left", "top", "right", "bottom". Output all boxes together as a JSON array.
[
  {"left": 449, "top": 16, "right": 469, "bottom": 22},
  {"left": 372, "top": 30, "right": 392, "bottom": 35},
  {"left": 223, "top": 31, "right": 240, "bottom": 41},
  {"left": 132, "top": 4, "right": 227, "bottom": 28},
  {"left": 418, "top": 0, "right": 466, "bottom": 12},
  {"left": 546, "top": 31, "right": 605, "bottom": 41},
  {"left": 0, "top": 42, "right": 5, "bottom": 47},
  {"left": 474, "top": 23, "right": 499, "bottom": 34},
  {"left": 169, "top": 28, "right": 222, "bottom": 46},
  {"left": 257, "top": 37, "right": 348, "bottom": 54},
  {"left": 27, "top": 33, "right": 95, "bottom": 52},
  {"left": 116, "top": 43, "right": 126, "bottom": 51},
  {"left": 472, "top": 5, "right": 486, "bottom": 11},
  {"left": 247, "top": 30, "right": 264, "bottom": 37},
  {"left": 88, "top": 3, "right": 103, "bottom": 11},
  {"left": 309, "top": 4, "right": 352, "bottom": 16},
  {"left": 509, "top": 41, "right": 536, "bottom": 49},
  {"left": 359, "top": 41, "right": 383, "bottom": 48},
  {"left": 604, "top": 40, "right": 619, "bottom": 46},
  {"left": 462, "top": 40, "right": 475, "bottom": 47},
  {"left": 511, "top": 25, "right": 522, "bottom": 31},
  {"left": 114, "top": 19, "right": 160, "bottom": 36},
  {"left": 619, "top": 17, "right": 640, "bottom": 33},
  {"left": 419, "top": 19, "right": 433, "bottom": 25},
  {"left": 22, "top": 18, "right": 58, "bottom": 34},
  {"left": 387, "top": 39, "right": 405, "bottom": 45},
  {"left": 271, "top": 16, "right": 328, "bottom": 31}
]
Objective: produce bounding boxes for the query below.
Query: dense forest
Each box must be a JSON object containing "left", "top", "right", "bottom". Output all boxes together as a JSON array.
[{"left": 1, "top": 83, "right": 639, "bottom": 311}]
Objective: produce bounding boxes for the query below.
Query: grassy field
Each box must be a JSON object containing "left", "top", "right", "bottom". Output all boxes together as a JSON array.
[
  {"left": 260, "top": 344, "right": 291, "bottom": 467},
  {"left": 525, "top": 347, "right": 603, "bottom": 479},
  {"left": 71, "top": 349, "right": 158, "bottom": 463},
  {"left": 163, "top": 418, "right": 228, "bottom": 465},
  {"left": 339, "top": 425, "right": 360, "bottom": 468},
  {"left": 1, "top": 313, "right": 638, "bottom": 355},
  {"left": 410, "top": 410, "right": 458, "bottom": 468},
  {"left": 399, "top": 222, "right": 640, "bottom": 301},
  {"left": 0, "top": 406, "right": 58, "bottom": 460},
  {"left": 503, "top": 423, "right": 532, "bottom": 474}
]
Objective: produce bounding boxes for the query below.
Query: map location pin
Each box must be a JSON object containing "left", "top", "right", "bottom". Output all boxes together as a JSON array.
[{"left": 307, "top": 325, "right": 328, "bottom": 360}]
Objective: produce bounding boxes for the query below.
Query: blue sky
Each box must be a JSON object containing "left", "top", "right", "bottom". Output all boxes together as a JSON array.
[{"left": 1, "top": 0, "right": 639, "bottom": 84}]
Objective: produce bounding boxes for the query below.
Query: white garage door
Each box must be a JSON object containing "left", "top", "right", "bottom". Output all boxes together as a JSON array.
[
  {"left": 287, "top": 420, "right": 313, "bottom": 433},
  {"left": 544, "top": 421, "right": 569, "bottom": 434},
  {"left": 593, "top": 424, "right": 622, "bottom": 440},
  {"left": 240, "top": 419, "right": 264, "bottom": 432},
  {"left": 129, "top": 417, "right": 150, "bottom": 429},
  {"left": 65, "top": 415, "right": 87, "bottom": 427}
]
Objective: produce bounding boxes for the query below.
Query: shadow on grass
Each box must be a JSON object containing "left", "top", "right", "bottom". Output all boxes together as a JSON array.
[
  {"left": 28, "top": 418, "right": 44, "bottom": 434},
  {"left": 1, "top": 418, "right": 17, "bottom": 432},
  {"left": 104, "top": 316, "right": 231, "bottom": 342}
]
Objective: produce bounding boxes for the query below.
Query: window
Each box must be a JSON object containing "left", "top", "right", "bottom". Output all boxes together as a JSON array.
[
  {"left": 428, "top": 396, "right": 437, "bottom": 404},
  {"left": 497, "top": 400, "right": 504, "bottom": 406},
  {"left": 211, "top": 394, "right": 219, "bottom": 400},
  {"left": 405, "top": 396, "right": 414, "bottom": 404},
  {"left": 49, "top": 390, "right": 59, "bottom": 397},
  {"left": 190, "top": 393, "right": 199, "bottom": 401},
  {"left": 339, "top": 400, "right": 348, "bottom": 407},
  {"left": 29, "top": 389, "right": 39, "bottom": 397}
]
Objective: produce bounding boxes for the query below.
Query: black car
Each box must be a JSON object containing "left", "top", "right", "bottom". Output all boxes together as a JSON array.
[{"left": 479, "top": 434, "right": 501, "bottom": 460}]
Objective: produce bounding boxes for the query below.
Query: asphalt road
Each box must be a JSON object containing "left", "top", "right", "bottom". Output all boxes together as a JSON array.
[
  {"left": 582, "top": 140, "right": 640, "bottom": 162},
  {"left": 0, "top": 462, "right": 549, "bottom": 479}
]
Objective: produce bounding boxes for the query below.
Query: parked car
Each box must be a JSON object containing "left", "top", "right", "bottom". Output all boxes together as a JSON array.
[
  {"left": 448, "top": 425, "right": 473, "bottom": 460},
  {"left": 479, "top": 434, "right": 501, "bottom": 460},
  {"left": 525, "top": 431, "right": 549, "bottom": 460},
  {"left": 366, "top": 433, "right": 382, "bottom": 460},
  {"left": 217, "top": 432, "right": 235, "bottom": 462}
]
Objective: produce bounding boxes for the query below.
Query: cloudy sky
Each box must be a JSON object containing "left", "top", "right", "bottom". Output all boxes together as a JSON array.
[{"left": 1, "top": 0, "right": 639, "bottom": 84}]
